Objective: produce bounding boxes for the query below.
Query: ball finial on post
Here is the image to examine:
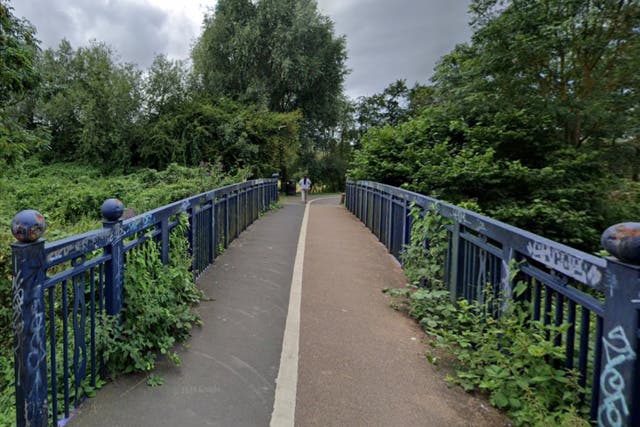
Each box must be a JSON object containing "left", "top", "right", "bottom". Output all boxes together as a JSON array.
[
  {"left": 101, "top": 198, "right": 124, "bottom": 222},
  {"left": 601, "top": 222, "right": 640, "bottom": 264},
  {"left": 11, "top": 210, "right": 46, "bottom": 243}
]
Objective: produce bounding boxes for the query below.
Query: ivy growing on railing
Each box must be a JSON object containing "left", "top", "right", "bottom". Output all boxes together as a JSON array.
[{"left": 385, "top": 206, "right": 590, "bottom": 426}]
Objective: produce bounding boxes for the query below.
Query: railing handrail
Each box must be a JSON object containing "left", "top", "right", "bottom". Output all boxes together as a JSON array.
[
  {"left": 348, "top": 180, "right": 607, "bottom": 289},
  {"left": 45, "top": 178, "right": 277, "bottom": 267}
]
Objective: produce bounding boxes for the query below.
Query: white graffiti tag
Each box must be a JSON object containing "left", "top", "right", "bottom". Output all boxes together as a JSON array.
[
  {"left": 598, "top": 326, "right": 637, "bottom": 427},
  {"left": 12, "top": 271, "right": 24, "bottom": 387},
  {"left": 527, "top": 242, "right": 603, "bottom": 287}
]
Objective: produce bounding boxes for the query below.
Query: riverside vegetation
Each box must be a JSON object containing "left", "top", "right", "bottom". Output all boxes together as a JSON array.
[{"left": 385, "top": 205, "right": 590, "bottom": 426}]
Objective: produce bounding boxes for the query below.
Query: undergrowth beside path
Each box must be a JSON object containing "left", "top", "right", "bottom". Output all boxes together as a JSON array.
[
  {"left": 385, "top": 205, "right": 590, "bottom": 427},
  {"left": 0, "top": 161, "right": 244, "bottom": 424}
]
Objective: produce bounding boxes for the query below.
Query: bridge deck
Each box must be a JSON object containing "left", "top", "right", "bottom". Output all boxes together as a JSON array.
[{"left": 69, "top": 196, "right": 507, "bottom": 427}]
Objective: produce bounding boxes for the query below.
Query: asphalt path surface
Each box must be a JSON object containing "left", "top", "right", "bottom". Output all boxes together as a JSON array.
[
  {"left": 70, "top": 195, "right": 508, "bottom": 427},
  {"left": 70, "top": 201, "right": 304, "bottom": 427}
]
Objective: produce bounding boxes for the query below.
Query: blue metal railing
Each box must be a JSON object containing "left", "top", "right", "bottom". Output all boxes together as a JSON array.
[
  {"left": 10, "top": 178, "right": 278, "bottom": 427},
  {"left": 346, "top": 180, "right": 639, "bottom": 427}
]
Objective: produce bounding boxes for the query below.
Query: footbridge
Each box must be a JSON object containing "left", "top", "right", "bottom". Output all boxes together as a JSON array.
[{"left": 9, "top": 180, "right": 640, "bottom": 426}]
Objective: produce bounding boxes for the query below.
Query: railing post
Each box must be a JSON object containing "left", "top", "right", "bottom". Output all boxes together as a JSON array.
[
  {"left": 102, "top": 199, "right": 125, "bottom": 316},
  {"left": 211, "top": 196, "right": 216, "bottom": 263},
  {"left": 225, "top": 194, "right": 230, "bottom": 248},
  {"left": 499, "top": 246, "right": 515, "bottom": 312},
  {"left": 597, "top": 259, "right": 640, "bottom": 427},
  {"left": 11, "top": 210, "right": 48, "bottom": 427},
  {"left": 598, "top": 223, "right": 640, "bottom": 426},
  {"left": 386, "top": 196, "right": 392, "bottom": 251},
  {"left": 160, "top": 217, "right": 170, "bottom": 265}
]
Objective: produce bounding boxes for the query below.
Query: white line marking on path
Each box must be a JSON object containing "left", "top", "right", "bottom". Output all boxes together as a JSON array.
[
  {"left": 270, "top": 196, "right": 337, "bottom": 427},
  {"left": 270, "top": 201, "right": 309, "bottom": 427}
]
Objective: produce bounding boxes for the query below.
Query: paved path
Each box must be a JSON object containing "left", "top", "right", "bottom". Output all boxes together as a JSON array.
[{"left": 70, "top": 196, "right": 508, "bottom": 427}]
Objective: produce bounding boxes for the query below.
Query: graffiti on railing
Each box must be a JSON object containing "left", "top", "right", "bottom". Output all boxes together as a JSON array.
[
  {"left": 28, "top": 297, "right": 46, "bottom": 413},
  {"left": 526, "top": 241, "right": 603, "bottom": 287},
  {"left": 598, "top": 325, "right": 637, "bottom": 427},
  {"left": 12, "top": 271, "right": 24, "bottom": 386}
]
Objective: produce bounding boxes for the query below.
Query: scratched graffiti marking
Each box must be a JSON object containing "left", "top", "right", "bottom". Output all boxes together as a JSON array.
[
  {"left": 12, "top": 271, "right": 24, "bottom": 386},
  {"left": 526, "top": 241, "right": 603, "bottom": 287},
  {"left": 27, "top": 299, "right": 46, "bottom": 411},
  {"left": 598, "top": 326, "right": 637, "bottom": 427},
  {"left": 453, "top": 210, "right": 467, "bottom": 226}
]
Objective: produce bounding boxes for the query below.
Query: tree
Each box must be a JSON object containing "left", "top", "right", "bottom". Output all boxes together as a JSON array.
[
  {"left": 191, "top": 0, "right": 258, "bottom": 101},
  {"left": 0, "top": 0, "right": 45, "bottom": 168},
  {"left": 36, "top": 40, "right": 143, "bottom": 170},
  {"left": 192, "top": 0, "right": 348, "bottom": 184},
  {"left": 351, "top": 0, "right": 640, "bottom": 250}
]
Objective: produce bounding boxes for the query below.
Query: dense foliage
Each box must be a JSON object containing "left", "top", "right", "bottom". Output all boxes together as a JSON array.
[
  {"left": 192, "top": 0, "right": 351, "bottom": 186},
  {"left": 0, "top": 162, "right": 243, "bottom": 423},
  {"left": 350, "top": 0, "right": 640, "bottom": 251},
  {"left": 1, "top": 0, "right": 352, "bottom": 188},
  {"left": 386, "top": 206, "right": 589, "bottom": 425}
]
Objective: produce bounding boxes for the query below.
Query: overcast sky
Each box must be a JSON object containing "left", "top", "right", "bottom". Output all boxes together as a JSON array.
[{"left": 11, "top": 0, "right": 473, "bottom": 99}]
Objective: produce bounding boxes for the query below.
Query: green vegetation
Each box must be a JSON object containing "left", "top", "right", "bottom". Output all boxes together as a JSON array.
[
  {"left": 1, "top": 0, "right": 351, "bottom": 187},
  {"left": 100, "top": 215, "right": 200, "bottom": 376},
  {"left": 2, "top": 0, "right": 640, "bottom": 424},
  {"left": 0, "top": 0, "right": 350, "bottom": 415},
  {"left": 192, "top": 0, "right": 352, "bottom": 190},
  {"left": 351, "top": 0, "right": 640, "bottom": 251},
  {"left": 0, "top": 162, "right": 240, "bottom": 423},
  {"left": 385, "top": 206, "right": 589, "bottom": 426}
]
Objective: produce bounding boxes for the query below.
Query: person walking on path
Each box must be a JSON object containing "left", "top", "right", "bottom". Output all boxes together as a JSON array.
[{"left": 299, "top": 176, "right": 311, "bottom": 204}]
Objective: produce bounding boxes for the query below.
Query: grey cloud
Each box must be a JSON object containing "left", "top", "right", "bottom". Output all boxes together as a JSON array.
[
  {"left": 318, "top": 0, "right": 473, "bottom": 98},
  {"left": 12, "top": 0, "right": 472, "bottom": 98},
  {"left": 12, "top": 0, "right": 197, "bottom": 68}
]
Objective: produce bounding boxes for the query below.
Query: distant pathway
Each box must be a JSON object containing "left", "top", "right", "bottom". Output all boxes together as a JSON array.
[{"left": 70, "top": 195, "right": 508, "bottom": 426}]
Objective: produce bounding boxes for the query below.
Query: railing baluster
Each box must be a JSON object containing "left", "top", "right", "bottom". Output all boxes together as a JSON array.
[
  {"left": 62, "top": 280, "right": 69, "bottom": 418},
  {"left": 565, "top": 300, "right": 576, "bottom": 369},
  {"left": 578, "top": 306, "right": 590, "bottom": 405}
]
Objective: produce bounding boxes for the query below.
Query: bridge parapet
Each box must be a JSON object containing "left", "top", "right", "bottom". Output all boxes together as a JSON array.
[
  {"left": 346, "top": 180, "right": 640, "bottom": 427},
  {"left": 10, "top": 178, "right": 278, "bottom": 427}
]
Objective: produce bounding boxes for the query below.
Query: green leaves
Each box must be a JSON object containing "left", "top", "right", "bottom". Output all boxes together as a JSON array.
[
  {"left": 100, "top": 216, "right": 202, "bottom": 378},
  {"left": 385, "top": 207, "right": 590, "bottom": 424}
]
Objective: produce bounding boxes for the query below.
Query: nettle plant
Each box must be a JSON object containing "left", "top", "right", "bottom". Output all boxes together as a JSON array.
[
  {"left": 386, "top": 205, "right": 589, "bottom": 426},
  {"left": 99, "top": 214, "right": 202, "bottom": 378}
]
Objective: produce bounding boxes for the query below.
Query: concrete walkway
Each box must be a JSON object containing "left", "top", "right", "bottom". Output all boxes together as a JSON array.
[{"left": 70, "top": 196, "right": 508, "bottom": 427}]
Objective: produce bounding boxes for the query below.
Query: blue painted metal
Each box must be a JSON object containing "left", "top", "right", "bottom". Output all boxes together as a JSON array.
[
  {"left": 601, "top": 222, "right": 640, "bottom": 264},
  {"left": 346, "top": 180, "right": 640, "bottom": 427},
  {"left": 100, "top": 198, "right": 124, "bottom": 222},
  {"left": 10, "top": 178, "right": 278, "bottom": 427},
  {"left": 11, "top": 239, "right": 48, "bottom": 427},
  {"left": 11, "top": 209, "right": 46, "bottom": 243}
]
